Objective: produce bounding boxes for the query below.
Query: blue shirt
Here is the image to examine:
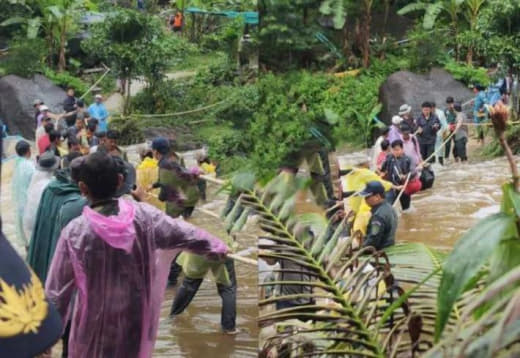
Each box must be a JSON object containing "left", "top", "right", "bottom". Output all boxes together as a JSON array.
[
  {"left": 473, "top": 91, "right": 488, "bottom": 122},
  {"left": 88, "top": 103, "right": 109, "bottom": 131}
]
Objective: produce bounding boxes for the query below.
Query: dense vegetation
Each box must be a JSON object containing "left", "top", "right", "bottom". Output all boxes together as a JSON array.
[{"left": 1, "top": 0, "right": 519, "bottom": 171}]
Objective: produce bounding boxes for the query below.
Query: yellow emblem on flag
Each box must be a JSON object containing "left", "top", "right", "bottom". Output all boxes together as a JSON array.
[{"left": 0, "top": 271, "right": 48, "bottom": 337}]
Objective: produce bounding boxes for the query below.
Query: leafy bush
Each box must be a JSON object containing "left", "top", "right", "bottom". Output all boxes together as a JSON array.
[
  {"left": 444, "top": 60, "right": 490, "bottom": 86},
  {"left": 43, "top": 67, "right": 91, "bottom": 100},
  {"left": 406, "top": 26, "right": 448, "bottom": 72},
  {"left": 3, "top": 38, "right": 46, "bottom": 78}
]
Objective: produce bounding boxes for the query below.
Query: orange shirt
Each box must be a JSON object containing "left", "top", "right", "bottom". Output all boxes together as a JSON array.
[{"left": 174, "top": 13, "right": 183, "bottom": 27}]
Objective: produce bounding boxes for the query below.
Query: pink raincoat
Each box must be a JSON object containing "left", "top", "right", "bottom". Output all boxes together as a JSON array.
[{"left": 45, "top": 199, "right": 227, "bottom": 358}]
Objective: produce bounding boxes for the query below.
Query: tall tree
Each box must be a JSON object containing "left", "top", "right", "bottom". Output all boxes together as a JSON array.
[{"left": 463, "top": 0, "right": 486, "bottom": 64}]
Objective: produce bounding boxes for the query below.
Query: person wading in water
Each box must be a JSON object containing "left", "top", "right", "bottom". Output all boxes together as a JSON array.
[
  {"left": 359, "top": 181, "right": 398, "bottom": 251},
  {"left": 45, "top": 151, "right": 228, "bottom": 358}
]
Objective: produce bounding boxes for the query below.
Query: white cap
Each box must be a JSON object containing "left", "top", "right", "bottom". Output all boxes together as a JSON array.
[
  {"left": 39, "top": 105, "right": 49, "bottom": 111},
  {"left": 392, "top": 115, "right": 403, "bottom": 125},
  {"left": 95, "top": 94, "right": 103, "bottom": 99}
]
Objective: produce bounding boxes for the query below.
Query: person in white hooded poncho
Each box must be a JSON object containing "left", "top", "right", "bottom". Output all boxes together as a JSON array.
[
  {"left": 23, "top": 151, "right": 60, "bottom": 240},
  {"left": 11, "top": 140, "right": 35, "bottom": 251}
]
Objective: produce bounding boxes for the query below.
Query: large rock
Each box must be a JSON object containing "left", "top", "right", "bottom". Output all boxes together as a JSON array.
[
  {"left": 379, "top": 68, "right": 474, "bottom": 123},
  {"left": 0, "top": 74, "right": 66, "bottom": 139}
]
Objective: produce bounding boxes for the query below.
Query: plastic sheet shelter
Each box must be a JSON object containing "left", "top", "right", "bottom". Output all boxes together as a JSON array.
[{"left": 185, "top": 7, "right": 259, "bottom": 25}]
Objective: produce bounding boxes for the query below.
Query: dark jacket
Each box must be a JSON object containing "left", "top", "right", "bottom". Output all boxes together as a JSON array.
[
  {"left": 381, "top": 154, "right": 413, "bottom": 185},
  {"left": 416, "top": 114, "right": 441, "bottom": 145},
  {"left": 153, "top": 156, "right": 200, "bottom": 218},
  {"left": 363, "top": 201, "right": 397, "bottom": 250},
  {"left": 27, "top": 170, "right": 83, "bottom": 282}
]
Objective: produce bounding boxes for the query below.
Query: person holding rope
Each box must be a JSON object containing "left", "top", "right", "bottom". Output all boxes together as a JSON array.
[
  {"left": 453, "top": 102, "right": 470, "bottom": 162},
  {"left": 444, "top": 96, "right": 457, "bottom": 161},
  {"left": 379, "top": 139, "right": 415, "bottom": 211},
  {"left": 416, "top": 102, "right": 441, "bottom": 164},
  {"left": 473, "top": 84, "right": 489, "bottom": 145}
]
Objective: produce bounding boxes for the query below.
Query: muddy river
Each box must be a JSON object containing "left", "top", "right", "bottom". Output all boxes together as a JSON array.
[{"left": 0, "top": 137, "right": 511, "bottom": 357}]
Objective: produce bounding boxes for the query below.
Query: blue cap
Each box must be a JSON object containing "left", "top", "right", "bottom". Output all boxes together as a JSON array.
[
  {"left": 151, "top": 137, "right": 170, "bottom": 155},
  {"left": 359, "top": 181, "right": 385, "bottom": 197}
]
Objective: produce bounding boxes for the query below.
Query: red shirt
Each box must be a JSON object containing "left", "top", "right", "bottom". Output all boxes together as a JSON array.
[
  {"left": 376, "top": 151, "right": 388, "bottom": 170},
  {"left": 38, "top": 134, "right": 50, "bottom": 154}
]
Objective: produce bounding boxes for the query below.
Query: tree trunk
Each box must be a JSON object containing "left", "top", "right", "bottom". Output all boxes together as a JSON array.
[
  {"left": 341, "top": 19, "right": 350, "bottom": 60},
  {"left": 361, "top": 1, "right": 372, "bottom": 68},
  {"left": 180, "top": 0, "right": 185, "bottom": 36},
  {"left": 466, "top": 46, "right": 473, "bottom": 66},
  {"left": 46, "top": 27, "right": 54, "bottom": 68},
  {"left": 58, "top": 18, "right": 67, "bottom": 72},
  {"left": 382, "top": 0, "right": 390, "bottom": 37}
]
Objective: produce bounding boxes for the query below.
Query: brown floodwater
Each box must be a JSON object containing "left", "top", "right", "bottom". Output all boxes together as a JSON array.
[
  {"left": 336, "top": 147, "right": 510, "bottom": 250},
  {"left": 0, "top": 137, "right": 511, "bottom": 357},
  {"left": 0, "top": 140, "right": 258, "bottom": 358}
]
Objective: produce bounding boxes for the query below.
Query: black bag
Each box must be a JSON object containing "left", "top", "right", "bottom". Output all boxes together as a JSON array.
[{"left": 420, "top": 166, "right": 435, "bottom": 190}]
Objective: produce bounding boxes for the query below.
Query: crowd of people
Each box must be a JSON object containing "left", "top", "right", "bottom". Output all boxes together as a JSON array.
[
  {"left": 368, "top": 97, "right": 469, "bottom": 217},
  {"left": 8, "top": 91, "right": 233, "bottom": 357}
]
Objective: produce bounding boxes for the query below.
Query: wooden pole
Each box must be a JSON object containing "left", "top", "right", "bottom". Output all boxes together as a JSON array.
[{"left": 227, "top": 253, "right": 257, "bottom": 266}]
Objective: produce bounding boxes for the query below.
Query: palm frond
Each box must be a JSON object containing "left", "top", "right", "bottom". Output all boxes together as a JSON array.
[
  {"left": 227, "top": 172, "right": 420, "bottom": 357},
  {"left": 425, "top": 266, "right": 520, "bottom": 357}
]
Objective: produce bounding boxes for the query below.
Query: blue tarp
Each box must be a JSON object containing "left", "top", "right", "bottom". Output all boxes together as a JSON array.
[{"left": 185, "top": 7, "right": 258, "bottom": 25}]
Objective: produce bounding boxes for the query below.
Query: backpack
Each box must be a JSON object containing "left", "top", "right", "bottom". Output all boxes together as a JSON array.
[{"left": 420, "top": 166, "right": 435, "bottom": 190}]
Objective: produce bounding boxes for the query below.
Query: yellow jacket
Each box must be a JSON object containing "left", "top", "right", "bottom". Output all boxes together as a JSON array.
[{"left": 342, "top": 168, "right": 392, "bottom": 235}]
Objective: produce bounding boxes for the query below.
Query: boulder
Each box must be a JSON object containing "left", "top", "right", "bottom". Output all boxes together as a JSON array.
[
  {"left": 0, "top": 75, "right": 66, "bottom": 139},
  {"left": 379, "top": 68, "right": 474, "bottom": 124}
]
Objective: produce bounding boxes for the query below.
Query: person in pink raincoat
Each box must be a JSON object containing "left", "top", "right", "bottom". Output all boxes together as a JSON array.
[{"left": 45, "top": 152, "right": 228, "bottom": 358}]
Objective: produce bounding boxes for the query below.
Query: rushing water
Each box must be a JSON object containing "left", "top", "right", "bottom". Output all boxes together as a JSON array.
[
  {"left": 0, "top": 137, "right": 510, "bottom": 357},
  {"left": 336, "top": 145, "right": 510, "bottom": 250}
]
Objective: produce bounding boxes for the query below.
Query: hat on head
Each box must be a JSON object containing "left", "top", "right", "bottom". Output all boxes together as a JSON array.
[
  {"left": 151, "top": 137, "right": 170, "bottom": 155},
  {"left": 95, "top": 94, "right": 102, "bottom": 99},
  {"left": 39, "top": 105, "right": 49, "bottom": 112},
  {"left": 392, "top": 115, "right": 403, "bottom": 126},
  {"left": 33, "top": 99, "right": 43, "bottom": 106},
  {"left": 359, "top": 181, "right": 385, "bottom": 197},
  {"left": 398, "top": 104, "right": 412, "bottom": 116},
  {"left": 0, "top": 229, "right": 62, "bottom": 357},
  {"left": 36, "top": 151, "right": 60, "bottom": 171}
]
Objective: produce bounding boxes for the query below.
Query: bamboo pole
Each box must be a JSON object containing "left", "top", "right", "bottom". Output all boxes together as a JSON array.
[
  {"left": 227, "top": 253, "right": 257, "bottom": 266},
  {"left": 79, "top": 65, "right": 111, "bottom": 100},
  {"left": 200, "top": 174, "right": 226, "bottom": 186},
  {"left": 392, "top": 172, "right": 411, "bottom": 209}
]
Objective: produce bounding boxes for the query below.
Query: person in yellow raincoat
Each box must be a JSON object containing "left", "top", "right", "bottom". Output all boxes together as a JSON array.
[{"left": 341, "top": 160, "right": 393, "bottom": 241}]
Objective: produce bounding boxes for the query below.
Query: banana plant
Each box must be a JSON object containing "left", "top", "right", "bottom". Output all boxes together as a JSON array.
[{"left": 0, "top": 0, "right": 87, "bottom": 71}]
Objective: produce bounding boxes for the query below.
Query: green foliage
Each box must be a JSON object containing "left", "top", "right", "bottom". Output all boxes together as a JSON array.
[
  {"left": 406, "top": 25, "right": 448, "bottom": 72},
  {"left": 443, "top": 59, "right": 490, "bottom": 86},
  {"left": 258, "top": 0, "right": 323, "bottom": 71},
  {"left": 42, "top": 67, "right": 90, "bottom": 97},
  {"left": 83, "top": 10, "right": 178, "bottom": 87},
  {"left": 199, "top": 17, "right": 244, "bottom": 58},
  {"left": 3, "top": 37, "right": 46, "bottom": 78},
  {"left": 436, "top": 183, "right": 520, "bottom": 340},
  {"left": 483, "top": 123, "right": 520, "bottom": 157}
]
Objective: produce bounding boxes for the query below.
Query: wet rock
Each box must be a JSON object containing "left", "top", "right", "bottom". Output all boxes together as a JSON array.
[
  {"left": 379, "top": 68, "right": 474, "bottom": 124},
  {"left": 0, "top": 75, "right": 66, "bottom": 139}
]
